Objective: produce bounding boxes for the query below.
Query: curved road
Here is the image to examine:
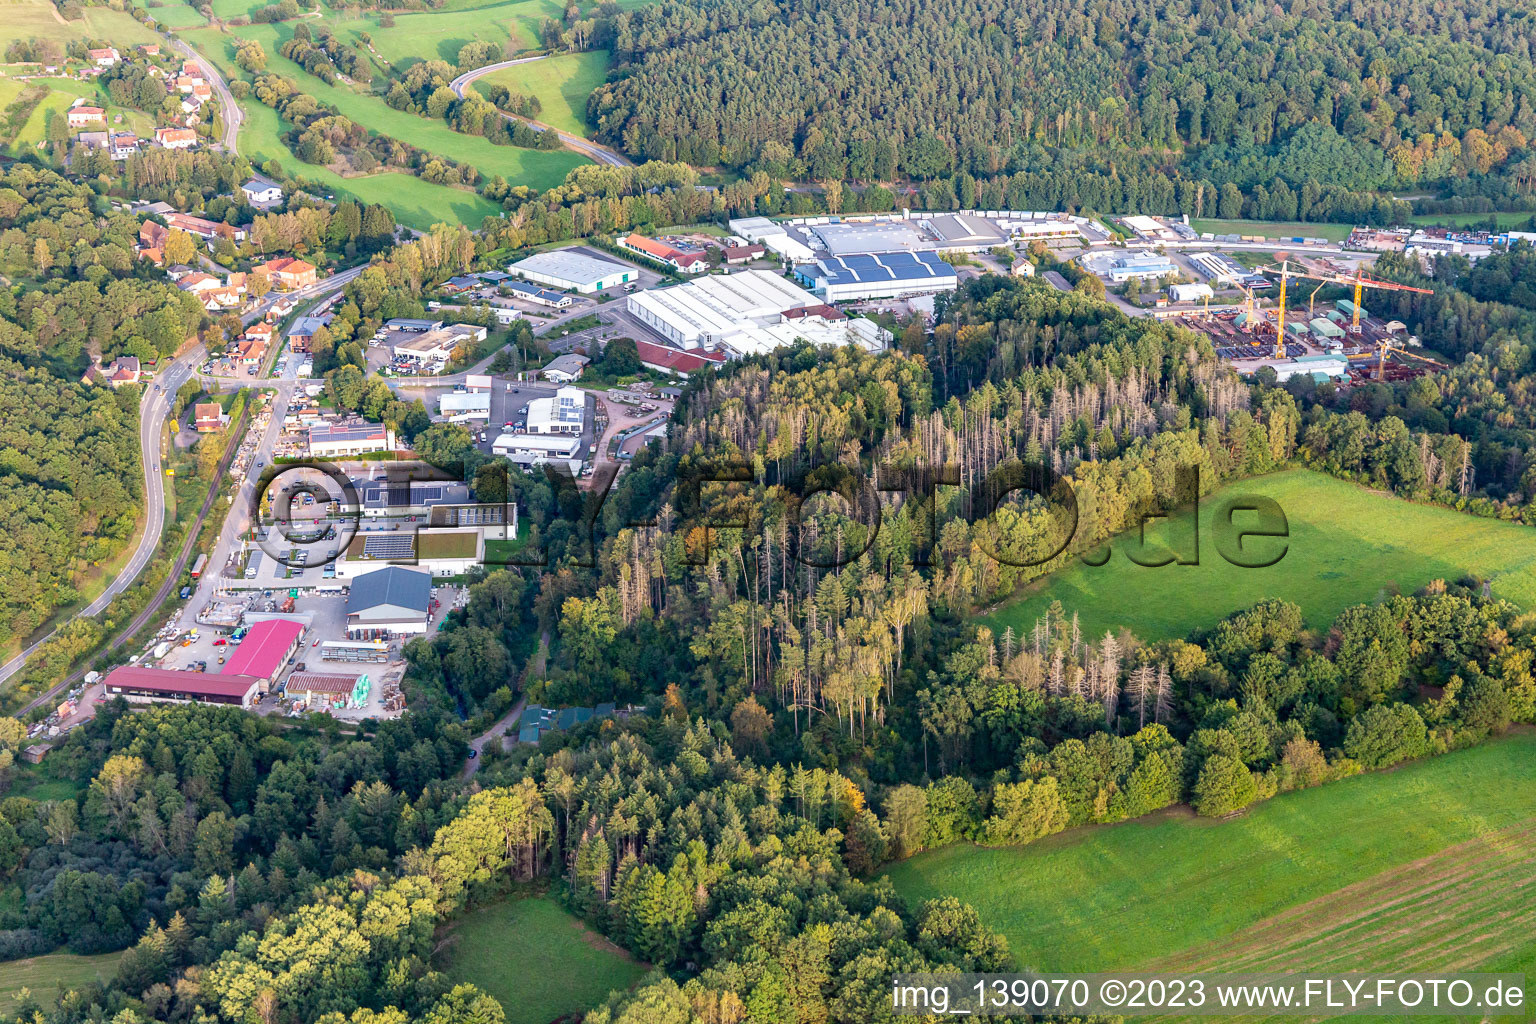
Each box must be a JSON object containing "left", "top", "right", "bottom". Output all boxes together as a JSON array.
[
  {"left": 0, "top": 266, "right": 367, "bottom": 689},
  {"left": 0, "top": 353, "right": 195, "bottom": 686},
  {"left": 171, "top": 38, "right": 243, "bottom": 153},
  {"left": 450, "top": 56, "right": 631, "bottom": 167}
]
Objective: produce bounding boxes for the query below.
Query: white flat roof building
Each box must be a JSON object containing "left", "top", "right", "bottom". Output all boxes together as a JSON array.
[
  {"left": 509, "top": 251, "right": 635, "bottom": 293},
  {"left": 493, "top": 432, "right": 583, "bottom": 473},
  {"left": 439, "top": 391, "right": 491, "bottom": 422},
  {"left": 526, "top": 385, "right": 586, "bottom": 435},
  {"left": 625, "top": 269, "right": 821, "bottom": 348}
]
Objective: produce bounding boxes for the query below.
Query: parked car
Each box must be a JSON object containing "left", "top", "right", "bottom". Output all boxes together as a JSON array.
[{"left": 213, "top": 638, "right": 227, "bottom": 646}]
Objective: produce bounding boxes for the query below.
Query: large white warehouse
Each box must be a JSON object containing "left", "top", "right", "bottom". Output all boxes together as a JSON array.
[
  {"left": 626, "top": 270, "right": 819, "bottom": 348},
  {"left": 508, "top": 250, "right": 636, "bottom": 293},
  {"left": 625, "top": 269, "right": 889, "bottom": 356}
]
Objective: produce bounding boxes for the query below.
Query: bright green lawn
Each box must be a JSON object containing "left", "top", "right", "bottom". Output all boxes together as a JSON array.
[
  {"left": 885, "top": 731, "right": 1536, "bottom": 974},
  {"left": 0, "top": 79, "right": 25, "bottom": 115},
  {"left": 444, "top": 896, "right": 647, "bottom": 1024},
  {"left": 0, "top": 951, "right": 124, "bottom": 1014},
  {"left": 183, "top": 26, "right": 585, "bottom": 190},
  {"left": 476, "top": 51, "right": 608, "bottom": 137},
  {"left": 983, "top": 470, "right": 1536, "bottom": 643},
  {"left": 1188, "top": 219, "right": 1354, "bottom": 243},
  {"left": 1407, "top": 210, "right": 1536, "bottom": 229}
]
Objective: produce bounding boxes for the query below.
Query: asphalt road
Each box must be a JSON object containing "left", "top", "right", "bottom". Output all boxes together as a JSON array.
[
  {"left": 0, "top": 352, "right": 197, "bottom": 686},
  {"left": 449, "top": 57, "right": 631, "bottom": 167},
  {"left": 0, "top": 266, "right": 367, "bottom": 688},
  {"left": 172, "top": 38, "right": 242, "bottom": 153}
]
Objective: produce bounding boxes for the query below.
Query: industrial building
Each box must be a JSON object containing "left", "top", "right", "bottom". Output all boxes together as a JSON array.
[
  {"left": 345, "top": 566, "right": 432, "bottom": 638},
  {"left": 633, "top": 340, "right": 725, "bottom": 378},
  {"left": 509, "top": 251, "right": 634, "bottom": 293},
  {"left": 1168, "top": 283, "right": 1214, "bottom": 303},
  {"left": 806, "top": 251, "right": 958, "bottom": 302},
  {"left": 493, "top": 433, "right": 583, "bottom": 473},
  {"left": 502, "top": 280, "right": 574, "bottom": 308},
  {"left": 626, "top": 270, "right": 890, "bottom": 355},
  {"left": 810, "top": 219, "right": 933, "bottom": 256},
  {"left": 103, "top": 665, "right": 264, "bottom": 707},
  {"left": 391, "top": 324, "right": 487, "bottom": 365},
  {"left": 619, "top": 234, "right": 708, "bottom": 273},
  {"left": 439, "top": 391, "right": 491, "bottom": 423},
  {"left": 357, "top": 478, "right": 471, "bottom": 518},
  {"left": 222, "top": 618, "right": 305, "bottom": 692},
  {"left": 526, "top": 386, "right": 586, "bottom": 434},
  {"left": 925, "top": 213, "right": 1008, "bottom": 251},
  {"left": 336, "top": 528, "right": 485, "bottom": 578},
  {"left": 1187, "top": 251, "right": 1248, "bottom": 284},
  {"left": 626, "top": 270, "right": 818, "bottom": 347},
  {"left": 287, "top": 672, "right": 370, "bottom": 710},
  {"left": 1082, "top": 251, "right": 1177, "bottom": 283},
  {"left": 308, "top": 422, "right": 396, "bottom": 458},
  {"left": 1252, "top": 354, "right": 1351, "bottom": 383}
]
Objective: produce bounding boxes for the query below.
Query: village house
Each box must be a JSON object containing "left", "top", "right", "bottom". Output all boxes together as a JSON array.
[
  {"left": 66, "top": 105, "right": 106, "bottom": 129},
  {"left": 154, "top": 127, "right": 198, "bottom": 150},
  {"left": 87, "top": 47, "right": 119, "bottom": 67},
  {"left": 254, "top": 256, "right": 317, "bottom": 290},
  {"left": 194, "top": 402, "right": 224, "bottom": 433}
]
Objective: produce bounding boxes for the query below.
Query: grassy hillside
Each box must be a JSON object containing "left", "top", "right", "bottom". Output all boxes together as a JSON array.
[
  {"left": 0, "top": 951, "right": 124, "bottom": 1014},
  {"left": 183, "top": 26, "right": 585, "bottom": 190},
  {"left": 443, "top": 896, "right": 647, "bottom": 1024},
  {"left": 984, "top": 470, "right": 1536, "bottom": 644},
  {"left": 477, "top": 51, "right": 608, "bottom": 137},
  {"left": 885, "top": 732, "right": 1536, "bottom": 983},
  {"left": 0, "top": 0, "right": 160, "bottom": 52}
]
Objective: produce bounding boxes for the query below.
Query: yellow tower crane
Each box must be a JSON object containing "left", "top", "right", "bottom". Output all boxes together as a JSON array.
[{"left": 1257, "top": 262, "right": 1433, "bottom": 369}]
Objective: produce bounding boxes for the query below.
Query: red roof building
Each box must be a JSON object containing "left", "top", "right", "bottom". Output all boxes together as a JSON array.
[
  {"left": 620, "top": 234, "right": 708, "bottom": 273},
  {"left": 633, "top": 339, "right": 725, "bottom": 378},
  {"left": 222, "top": 618, "right": 304, "bottom": 685},
  {"left": 194, "top": 402, "right": 223, "bottom": 432},
  {"left": 104, "top": 665, "right": 263, "bottom": 707},
  {"left": 720, "top": 243, "right": 765, "bottom": 264},
  {"left": 782, "top": 304, "right": 847, "bottom": 321},
  {"left": 254, "top": 257, "right": 318, "bottom": 290}
]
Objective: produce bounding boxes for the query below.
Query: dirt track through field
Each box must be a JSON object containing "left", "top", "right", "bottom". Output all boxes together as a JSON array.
[{"left": 1136, "top": 820, "right": 1536, "bottom": 1022}]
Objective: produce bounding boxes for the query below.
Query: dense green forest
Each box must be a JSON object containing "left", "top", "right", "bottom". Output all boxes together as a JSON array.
[
  {"left": 0, "top": 166, "right": 216, "bottom": 647},
  {"left": 589, "top": 0, "right": 1536, "bottom": 215}
]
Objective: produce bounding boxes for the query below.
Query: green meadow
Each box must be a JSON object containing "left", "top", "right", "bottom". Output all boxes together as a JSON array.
[
  {"left": 1187, "top": 218, "right": 1354, "bottom": 243},
  {"left": 476, "top": 51, "right": 609, "bottom": 136},
  {"left": 885, "top": 732, "right": 1536, "bottom": 985},
  {"left": 984, "top": 470, "right": 1536, "bottom": 643},
  {"left": 443, "top": 896, "right": 647, "bottom": 1023}
]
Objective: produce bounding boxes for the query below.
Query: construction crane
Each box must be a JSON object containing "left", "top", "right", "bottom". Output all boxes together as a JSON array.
[{"left": 1257, "top": 261, "right": 1433, "bottom": 366}]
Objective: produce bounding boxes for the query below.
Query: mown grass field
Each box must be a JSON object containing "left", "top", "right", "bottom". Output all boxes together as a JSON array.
[
  {"left": 0, "top": 0, "right": 160, "bottom": 52},
  {"left": 1188, "top": 218, "right": 1354, "bottom": 243},
  {"left": 477, "top": 51, "right": 608, "bottom": 137},
  {"left": 0, "top": 951, "right": 124, "bottom": 1014},
  {"left": 145, "top": 0, "right": 208, "bottom": 28},
  {"left": 183, "top": 27, "right": 585, "bottom": 191},
  {"left": 885, "top": 731, "right": 1536, "bottom": 1003},
  {"left": 983, "top": 470, "right": 1536, "bottom": 644},
  {"left": 1407, "top": 210, "right": 1536, "bottom": 230},
  {"left": 443, "top": 896, "right": 647, "bottom": 1024}
]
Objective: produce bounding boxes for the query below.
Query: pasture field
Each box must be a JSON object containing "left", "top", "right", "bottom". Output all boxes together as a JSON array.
[
  {"left": 145, "top": 0, "right": 209, "bottom": 28},
  {"left": 1188, "top": 218, "right": 1354, "bottom": 243},
  {"left": 0, "top": 0, "right": 161, "bottom": 52},
  {"left": 1407, "top": 210, "right": 1536, "bottom": 229},
  {"left": 183, "top": 27, "right": 585, "bottom": 190},
  {"left": 443, "top": 896, "right": 647, "bottom": 1024},
  {"left": 0, "top": 951, "right": 124, "bottom": 1014},
  {"left": 477, "top": 51, "right": 608, "bottom": 136},
  {"left": 983, "top": 470, "right": 1536, "bottom": 643},
  {"left": 885, "top": 731, "right": 1536, "bottom": 989},
  {"left": 203, "top": 76, "right": 499, "bottom": 230}
]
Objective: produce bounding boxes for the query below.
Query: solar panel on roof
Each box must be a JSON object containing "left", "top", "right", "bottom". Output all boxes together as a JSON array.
[{"left": 363, "top": 534, "right": 415, "bottom": 559}]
